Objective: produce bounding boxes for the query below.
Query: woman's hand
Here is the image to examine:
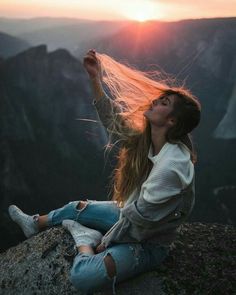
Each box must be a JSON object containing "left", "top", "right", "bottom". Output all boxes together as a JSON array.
[
  {"left": 83, "top": 49, "right": 101, "bottom": 80},
  {"left": 96, "top": 243, "right": 106, "bottom": 253}
]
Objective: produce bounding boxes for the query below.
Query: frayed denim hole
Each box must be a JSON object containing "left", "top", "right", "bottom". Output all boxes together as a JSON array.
[
  {"left": 47, "top": 203, "right": 79, "bottom": 226},
  {"left": 68, "top": 200, "right": 80, "bottom": 210},
  {"left": 66, "top": 201, "right": 82, "bottom": 220},
  {"left": 73, "top": 200, "right": 90, "bottom": 213},
  {"left": 103, "top": 252, "right": 117, "bottom": 295},
  {"left": 104, "top": 253, "right": 117, "bottom": 278},
  {"left": 103, "top": 249, "right": 127, "bottom": 280}
]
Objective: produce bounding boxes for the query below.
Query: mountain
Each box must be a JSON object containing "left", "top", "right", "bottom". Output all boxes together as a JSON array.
[
  {"left": 18, "top": 21, "right": 127, "bottom": 52},
  {"left": 0, "top": 31, "right": 30, "bottom": 58},
  {"left": 1, "top": 17, "right": 236, "bottom": 252},
  {"left": 0, "top": 17, "right": 93, "bottom": 35},
  {"left": 0, "top": 17, "right": 128, "bottom": 52},
  {"left": 214, "top": 82, "right": 236, "bottom": 139},
  {"left": 0, "top": 45, "right": 111, "bottom": 251},
  {"left": 75, "top": 17, "right": 236, "bottom": 226},
  {"left": 0, "top": 222, "right": 235, "bottom": 294}
]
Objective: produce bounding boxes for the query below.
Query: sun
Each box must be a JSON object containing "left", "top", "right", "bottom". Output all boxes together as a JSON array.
[{"left": 122, "top": 1, "right": 162, "bottom": 22}]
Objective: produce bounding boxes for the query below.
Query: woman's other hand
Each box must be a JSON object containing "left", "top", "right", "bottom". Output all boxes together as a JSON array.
[
  {"left": 96, "top": 243, "right": 106, "bottom": 253},
  {"left": 83, "top": 49, "right": 101, "bottom": 79}
]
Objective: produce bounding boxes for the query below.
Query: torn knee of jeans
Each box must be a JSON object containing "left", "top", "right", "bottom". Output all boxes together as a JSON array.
[
  {"left": 75, "top": 200, "right": 88, "bottom": 212},
  {"left": 104, "top": 253, "right": 117, "bottom": 279}
]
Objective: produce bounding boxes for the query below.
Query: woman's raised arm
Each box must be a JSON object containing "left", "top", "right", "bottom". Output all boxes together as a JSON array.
[
  {"left": 83, "top": 50, "right": 135, "bottom": 141},
  {"left": 83, "top": 49, "right": 104, "bottom": 102}
]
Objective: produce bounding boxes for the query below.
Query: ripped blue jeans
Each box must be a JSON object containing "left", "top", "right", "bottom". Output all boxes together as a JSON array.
[{"left": 47, "top": 200, "right": 170, "bottom": 295}]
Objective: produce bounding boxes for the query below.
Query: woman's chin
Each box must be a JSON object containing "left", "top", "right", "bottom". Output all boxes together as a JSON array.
[{"left": 143, "top": 110, "right": 150, "bottom": 119}]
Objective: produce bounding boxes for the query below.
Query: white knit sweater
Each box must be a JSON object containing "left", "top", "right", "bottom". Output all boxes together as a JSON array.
[
  {"left": 93, "top": 91, "right": 194, "bottom": 215},
  {"left": 122, "top": 141, "right": 194, "bottom": 210}
]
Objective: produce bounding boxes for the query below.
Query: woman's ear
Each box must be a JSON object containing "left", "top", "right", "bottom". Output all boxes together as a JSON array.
[{"left": 168, "top": 117, "right": 177, "bottom": 127}]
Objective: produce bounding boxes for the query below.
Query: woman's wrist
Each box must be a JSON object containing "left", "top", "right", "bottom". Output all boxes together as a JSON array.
[{"left": 90, "top": 75, "right": 105, "bottom": 101}]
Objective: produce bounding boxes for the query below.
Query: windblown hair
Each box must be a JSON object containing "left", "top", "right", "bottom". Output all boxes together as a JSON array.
[{"left": 96, "top": 53, "right": 201, "bottom": 207}]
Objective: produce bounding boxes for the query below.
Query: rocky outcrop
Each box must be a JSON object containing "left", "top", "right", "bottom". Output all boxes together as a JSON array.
[{"left": 0, "top": 222, "right": 235, "bottom": 295}]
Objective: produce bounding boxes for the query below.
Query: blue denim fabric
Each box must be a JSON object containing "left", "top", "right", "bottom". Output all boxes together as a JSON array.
[
  {"left": 47, "top": 200, "right": 169, "bottom": 294},
  {"left": 70, "top": 243, "right": 169, "bottom": 295},
  {"left": 47, "top": 200, "right": 120, "bottom": 234}
]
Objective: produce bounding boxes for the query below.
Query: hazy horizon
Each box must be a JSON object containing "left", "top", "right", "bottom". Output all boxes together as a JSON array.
[
  {"left": 0, "top": 0, "right": 236, "bottom": 22},
  {"left": 1, "top": 15, "right": 236, "bottom": 22}
]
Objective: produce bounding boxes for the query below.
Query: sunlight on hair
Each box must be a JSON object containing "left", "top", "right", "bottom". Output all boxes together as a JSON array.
[
  {"left": 95, "top": 53, "right": 201, "bottom": 205},
  {"left": 96, "top": 53, "right": 174, "bottom": 132}
]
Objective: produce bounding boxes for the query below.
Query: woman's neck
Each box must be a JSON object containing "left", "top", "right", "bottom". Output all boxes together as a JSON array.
[{"left": 151, "top": 128, "right": 167, "bottom": 156}]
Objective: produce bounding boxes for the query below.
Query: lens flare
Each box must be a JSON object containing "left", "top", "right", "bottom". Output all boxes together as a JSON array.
[{"left": 121, "top": 1, "right": 163, "bottom": 22}]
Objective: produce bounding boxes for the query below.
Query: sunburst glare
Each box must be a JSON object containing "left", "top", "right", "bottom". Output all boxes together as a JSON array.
[{"left": 121, "top": 0, "right": 164, "bottom": 22}]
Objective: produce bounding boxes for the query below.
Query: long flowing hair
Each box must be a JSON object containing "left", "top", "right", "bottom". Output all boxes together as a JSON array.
[{"left": 96, "top": 53, "right": 201, "bottom": 207}]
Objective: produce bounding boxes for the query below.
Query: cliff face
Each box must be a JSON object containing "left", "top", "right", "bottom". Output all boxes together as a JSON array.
[
  {"left": 0, "top": 222, "right": 235, "bottom": 295},
  {"left": 0, "top": 45, "right": 110, "bottom": 251}
]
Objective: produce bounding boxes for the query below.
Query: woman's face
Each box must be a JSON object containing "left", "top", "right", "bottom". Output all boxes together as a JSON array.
[{"left": 144, "top": 94, "right": 176, "bottom": 127}]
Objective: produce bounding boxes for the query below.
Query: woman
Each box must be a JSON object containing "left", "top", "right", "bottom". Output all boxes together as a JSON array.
[{"left": 8, "top": 49, "right": 201, "bottom": 294}]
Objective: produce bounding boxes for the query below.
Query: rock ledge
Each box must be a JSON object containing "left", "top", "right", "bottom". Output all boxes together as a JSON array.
[{"left": 0, "top": 222, "right": 235, "bottom": 295}]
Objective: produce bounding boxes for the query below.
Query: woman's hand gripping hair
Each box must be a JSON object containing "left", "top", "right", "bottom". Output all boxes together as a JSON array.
[{"left": 83, "top": 49, "right": 102, "bottom": 80}]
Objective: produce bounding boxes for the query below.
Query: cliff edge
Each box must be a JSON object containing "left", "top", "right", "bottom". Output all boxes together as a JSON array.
[{"left": 0, "top": 222, "right": 235, "bottom": 294}]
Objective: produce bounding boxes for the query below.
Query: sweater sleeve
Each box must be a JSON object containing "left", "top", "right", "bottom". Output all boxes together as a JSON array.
[
  {"left": 101, "top": 190, "right": 183, "bottom": 247},
  {"left": 101, "top": 144, "right": 195, "bottom": 247},
  {"left": 142, "top": 167, "right": 182, "bottom": 204},
  {"left": 142, "top": 154, "right": 194, "bottom": 204},
  {"left": 93, "top": 91, "right": 136, "bottom": 142}
]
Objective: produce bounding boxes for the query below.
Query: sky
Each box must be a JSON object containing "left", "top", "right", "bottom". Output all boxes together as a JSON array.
[{"left": 0, "top": 0, "right": 236, "bottom": 21}]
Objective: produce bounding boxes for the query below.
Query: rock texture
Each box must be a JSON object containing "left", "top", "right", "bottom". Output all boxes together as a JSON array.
[{"left": 0, "top": 222, "right": 235, "bottom": 295}]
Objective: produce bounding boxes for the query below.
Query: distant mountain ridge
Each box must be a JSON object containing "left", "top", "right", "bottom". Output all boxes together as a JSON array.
[
  {"left": 0, "top": 17, "right": 128, "bottom": 52},
  {"left": 0, "top": 31, "right": 30, "bottom": 58},
  {"left": 0, "top": 17, "right": 94, "bottom": 35}
]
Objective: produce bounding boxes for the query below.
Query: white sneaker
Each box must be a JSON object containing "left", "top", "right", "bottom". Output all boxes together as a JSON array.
[
  {"left": 62, "top": 220, "right": 103, "bottom": 247},
  {"left": 8, "top": 205, "right": 39, "bottom": 238}
]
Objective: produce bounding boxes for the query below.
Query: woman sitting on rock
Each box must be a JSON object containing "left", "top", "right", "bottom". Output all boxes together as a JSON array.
[{"left": 9, "top": 49, "right": 201, "bottom": 294}]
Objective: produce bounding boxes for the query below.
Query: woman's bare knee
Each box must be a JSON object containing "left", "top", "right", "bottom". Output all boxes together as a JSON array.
[
  {"left": 76, "top": 201, "right": 88, "bottom": 210},
  {"left": 104, "top": 253, "right": 116, "bottom": 278}
]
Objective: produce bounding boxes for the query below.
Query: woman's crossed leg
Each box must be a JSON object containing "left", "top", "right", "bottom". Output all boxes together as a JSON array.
[{"left": 69, "top": 242, "right": 169, "bottom": 294}]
